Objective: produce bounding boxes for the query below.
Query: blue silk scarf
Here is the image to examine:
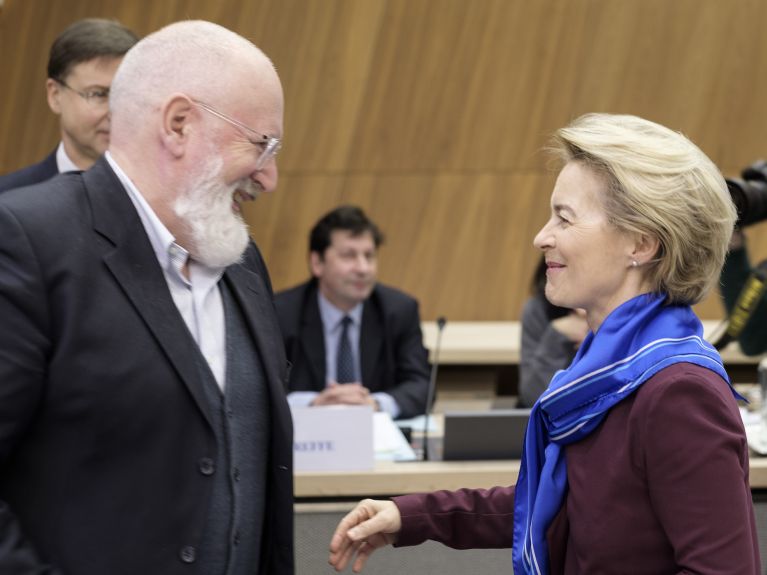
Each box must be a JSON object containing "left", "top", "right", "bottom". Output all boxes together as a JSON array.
[{"left": 511, "top": 293, "right": 736, "bottom": 575}]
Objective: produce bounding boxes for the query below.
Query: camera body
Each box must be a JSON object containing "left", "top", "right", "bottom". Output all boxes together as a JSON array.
[{"left": 726, "top": 160, "right": 767, "bottom": 227}]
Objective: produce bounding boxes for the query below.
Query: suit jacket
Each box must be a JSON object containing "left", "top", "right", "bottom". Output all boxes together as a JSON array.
[
  {"left": 0, "top": 158, "right": 294, "bottom": 574},
  {"left": 0, "top": 149, "right": 59, "bottom": 192},
  {"left": 274, "top": 279, "right": 430, "bottom": 419}
]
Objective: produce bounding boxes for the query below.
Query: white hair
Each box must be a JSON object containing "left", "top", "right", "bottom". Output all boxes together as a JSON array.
[{"left": 110, "top": 20, "right": 276, "bottom": 138}]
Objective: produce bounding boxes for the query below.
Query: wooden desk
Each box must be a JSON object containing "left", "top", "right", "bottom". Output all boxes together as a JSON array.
[
  {"left": 296, "top": 460, "right": 519, "bottom": 498},
  {"left": 296, "top": 456, "right": 767, "bottom": 499},
  {"left": 421, "top": 322, "right": 521, "bottom": 364},
  {"left": 421, "top": 320, "right": 763, "bottom": 366},
  {"left": 297, "top": 406, "right": 767, "bottom": 498}
]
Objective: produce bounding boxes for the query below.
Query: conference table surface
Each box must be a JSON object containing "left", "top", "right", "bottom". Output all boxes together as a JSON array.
[
  {"left": 295, "top": 456, "right": 767, "bottom": 499},
  {"left": 421, "top": 320, "right": 762, "bottom": 365}
]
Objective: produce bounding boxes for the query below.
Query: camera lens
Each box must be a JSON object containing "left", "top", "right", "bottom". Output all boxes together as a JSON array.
[
  {"left": 726, "top": 160, "right": 767, "bottom": 227},
  {"left": 726, "top": 178, "right": 749, "bottom": 223}
]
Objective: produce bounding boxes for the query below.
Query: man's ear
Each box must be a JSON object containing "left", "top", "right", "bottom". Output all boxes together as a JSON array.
[
  {"left": 631, "top": 232, "right": 660, "bottom": 266},
  {"left": 46, "top": 78, "right": 63, "bottom": 115},
  {"left": 309, "top": 251, "right": 324, "bottom": 278},
  {"left": 161, "top": 94, "right": 195, "bottom": 158}
]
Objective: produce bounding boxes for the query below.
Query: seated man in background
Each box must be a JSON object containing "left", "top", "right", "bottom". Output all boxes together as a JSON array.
[
  {"left": 275, "top": 205, "right": 431, "bottom": 420},
  {"left": 0, "top": 18, "right": 138, "bottom": 191}
]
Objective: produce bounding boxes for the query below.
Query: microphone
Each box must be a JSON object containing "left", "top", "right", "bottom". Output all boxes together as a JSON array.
[
  {"left": 711, "top": 258, "right": 767, "bottom": 350},
  {"left": 422, "top": 316, "right": 447, "bottom": 461}
]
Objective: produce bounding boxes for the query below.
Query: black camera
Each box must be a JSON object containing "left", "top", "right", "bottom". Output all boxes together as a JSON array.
[{"left": 725, "top": 160, "right": 767, "bottom": 227}]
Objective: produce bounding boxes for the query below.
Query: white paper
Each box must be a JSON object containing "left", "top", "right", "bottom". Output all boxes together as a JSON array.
[
  {"left": 395, "top": 414, "right": 440, "bottom": 433},
  {"left": 374, "top": 412, "right": 417, "bottom": 461}
]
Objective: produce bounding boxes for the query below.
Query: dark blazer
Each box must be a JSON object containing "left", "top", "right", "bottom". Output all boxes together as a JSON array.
[
  {"left": 0, "top": 149, "right": 59, "bottom": 192},
  {"left": 274, "top": 279, "right": 431, "bottom": 419},
  {"left": 0, "top": 158, "right": 294, "bottom": 575}
]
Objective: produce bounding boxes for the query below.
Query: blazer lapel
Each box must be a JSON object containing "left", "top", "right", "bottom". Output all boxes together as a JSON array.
[
  {"left": 300, "top": 290, "right": 327, "bottom": 389},
  {"left": 222, "top": 261, "right": 288, "bottom": 397},
  {"left": 360, "top": 298, "right": 384, "bottom": 388},
  {"left": 86, "top": 159, "right": 215, "bottom": 427}
]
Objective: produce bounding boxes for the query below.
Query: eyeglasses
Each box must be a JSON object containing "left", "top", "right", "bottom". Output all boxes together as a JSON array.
[
  {"left": 55, "top": 78, "right": 110, "bottom": 106},
  {"left": 191, "top": 99, "right": 282, "bottom": 171}
]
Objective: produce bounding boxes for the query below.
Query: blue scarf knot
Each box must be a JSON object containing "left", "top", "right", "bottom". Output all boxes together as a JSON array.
[{"left": 512, "top": 293, "right": 735, "bottom": 574}]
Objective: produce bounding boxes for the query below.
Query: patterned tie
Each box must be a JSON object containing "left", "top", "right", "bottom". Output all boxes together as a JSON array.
[{"left": 336, "top": 316, "right": 355, "bottom": 383}]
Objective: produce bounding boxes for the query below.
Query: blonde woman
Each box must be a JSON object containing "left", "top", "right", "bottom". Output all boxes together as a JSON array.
[{"left": 329, "top": 114, "right": 759, "bottom": 575}]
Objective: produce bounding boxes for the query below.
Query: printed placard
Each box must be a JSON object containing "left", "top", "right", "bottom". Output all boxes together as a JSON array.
[{"left": 292, "top": 405, "right": 374, "bottom": 471}]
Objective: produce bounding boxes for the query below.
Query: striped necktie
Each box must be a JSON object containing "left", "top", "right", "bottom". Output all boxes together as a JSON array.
[{"left": 336, "top": 316, "right": 355, "bottom": 383}]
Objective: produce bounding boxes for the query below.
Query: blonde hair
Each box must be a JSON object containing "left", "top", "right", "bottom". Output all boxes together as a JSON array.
[{"left": 552, "top": 113, "right": 736, "bottom": 305}]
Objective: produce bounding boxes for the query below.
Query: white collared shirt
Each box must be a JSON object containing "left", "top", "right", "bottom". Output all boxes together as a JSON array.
[
  {"left": 55, "top": 142, "right": 80, "bottom": 173},
  {"left": 105, "top": 152, "right": 227, "bottom": 390}
]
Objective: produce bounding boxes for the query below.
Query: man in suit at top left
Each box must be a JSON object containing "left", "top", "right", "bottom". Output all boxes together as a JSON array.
[
  {"left": 0, "top": 18, "right": 138, "bottom": 192},
  {"left": 0, "top": 20, "right": 293, "bottom": 575}
]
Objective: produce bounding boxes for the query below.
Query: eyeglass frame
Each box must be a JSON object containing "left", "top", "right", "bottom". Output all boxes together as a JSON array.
[
  {"left": 53, "top": 78, "right": 110, "bottom": 106},
  {"left": 191, "top": 98, "right": 281, "bottom": 171}
]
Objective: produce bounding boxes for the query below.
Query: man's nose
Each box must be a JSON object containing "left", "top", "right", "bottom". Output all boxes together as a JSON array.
[
  {"left": 254, "top": 161, "right": 278, "bottom": 193},
  {"left": 354, "top": 254, "right": 371, "bottom": 271}
]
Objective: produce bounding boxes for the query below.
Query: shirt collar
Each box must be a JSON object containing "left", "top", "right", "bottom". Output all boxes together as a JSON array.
[
  {"left": 55, "top": 142, "right": 80, "bottom": 173},
  {"left": 317, "top": 290, "right": 363, "bottom": 330},
  {"left": 104, "top": 151, "right": 225, "bottom": 284}
]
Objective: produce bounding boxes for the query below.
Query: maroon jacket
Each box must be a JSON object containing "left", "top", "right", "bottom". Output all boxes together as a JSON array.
[{"left": 394, "top": 363, "right": 760, "bottom": 574}]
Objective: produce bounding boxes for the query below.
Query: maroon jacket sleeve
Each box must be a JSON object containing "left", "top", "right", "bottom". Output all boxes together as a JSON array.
[
  {"left": 638, "top": 366, "right": 760, "bottom": 574},
  {"left": 392, "top": 485, "right": 515, "bottom": 549}
]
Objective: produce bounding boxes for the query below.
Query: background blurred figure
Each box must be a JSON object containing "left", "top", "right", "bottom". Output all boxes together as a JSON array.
[
  {"left": 328, "top": 114, "right": 758, "bottom": 575},
  {"left": 518, "top": 256, "right": 588, "bottom": 407},
  {"left": 719, "top": 228, "right": 767, "bottom": 355},
  {"left": 0, "top": 21, "right": 293, "bottom": 574},
  {"left": 0, "top": 18, "right": 138, "bottom": 192},
  {"left": 275, "top": 205, "right": 430, "bottom": 420}
]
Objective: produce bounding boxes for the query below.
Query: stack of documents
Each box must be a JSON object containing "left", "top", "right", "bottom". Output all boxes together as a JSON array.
[{"left": 374, "top": 412, "right": 417, "bottom": 461}]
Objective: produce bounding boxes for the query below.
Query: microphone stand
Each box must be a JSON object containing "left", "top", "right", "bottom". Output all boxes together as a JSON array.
[
  {"left": 712, "top": 258, "right": 767, "bottom": 350},
  {"left": 422, "top": 317, "right": 447, "bottom": 461}
]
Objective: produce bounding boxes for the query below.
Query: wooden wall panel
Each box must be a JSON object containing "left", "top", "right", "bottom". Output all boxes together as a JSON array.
[{"left": 2, "top": 0, "right": 767, "bottom": 322}]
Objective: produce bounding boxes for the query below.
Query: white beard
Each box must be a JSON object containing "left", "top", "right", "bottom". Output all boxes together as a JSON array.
[{"left": 173, "top": 155, "right": 257, "bottom": 268}]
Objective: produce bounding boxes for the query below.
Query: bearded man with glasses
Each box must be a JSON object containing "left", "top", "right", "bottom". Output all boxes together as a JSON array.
[
  {"left": 0, "top": 18, "right": 138, "bottom": 192},
  {"left": 0, "top": 20, "right": 293, "bottom": 575}
]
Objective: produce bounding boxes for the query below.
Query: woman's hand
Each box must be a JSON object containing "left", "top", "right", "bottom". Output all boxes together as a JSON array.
[
  {"left": 551, "top": 309, "right": 589, "bottom": 347},
  {"left": 328, "top": 499, "right": 402, "bottom": 573}
]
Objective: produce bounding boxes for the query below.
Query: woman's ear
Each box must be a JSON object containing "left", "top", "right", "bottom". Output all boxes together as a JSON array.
[
  {"left": 631, "top": 233, "right": 660, "bottom": 266},
  {"left": 160, "top": 94, "right": 195, "bottom": 158}
]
